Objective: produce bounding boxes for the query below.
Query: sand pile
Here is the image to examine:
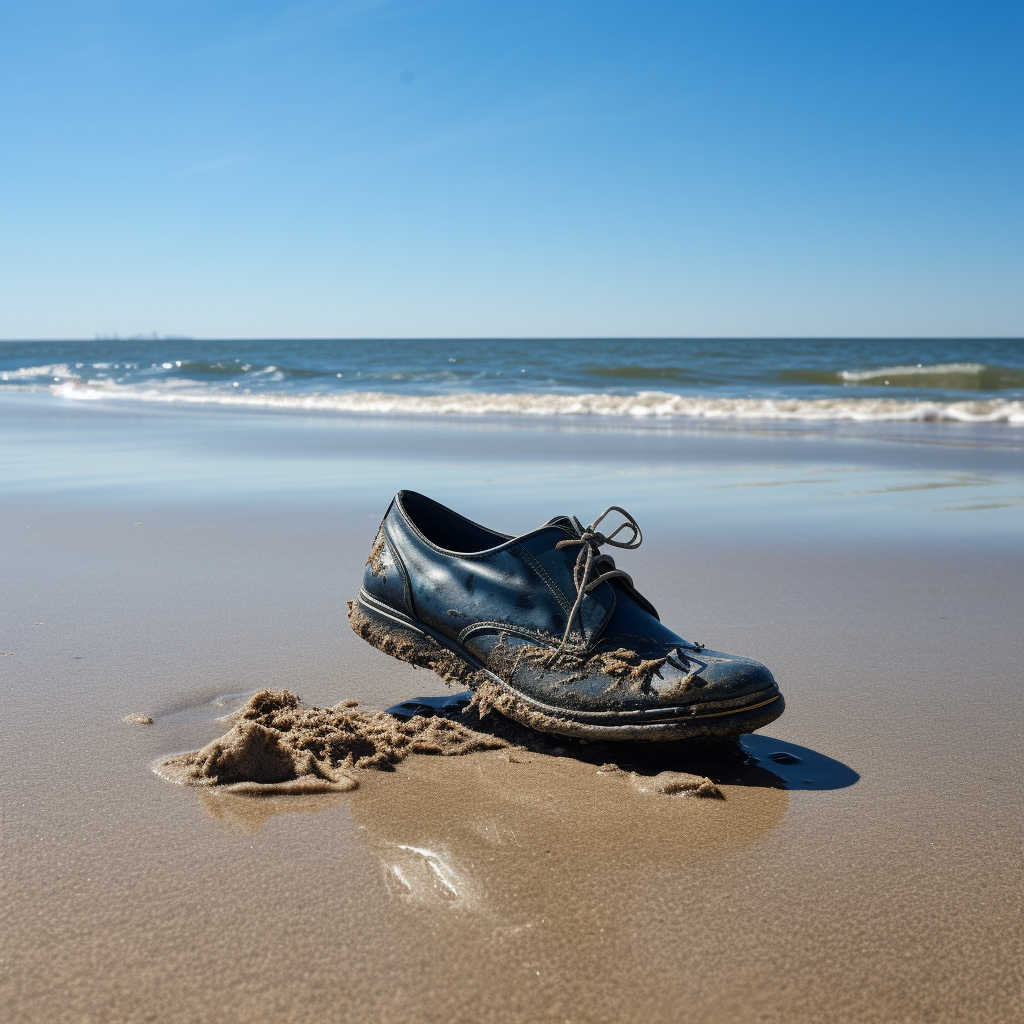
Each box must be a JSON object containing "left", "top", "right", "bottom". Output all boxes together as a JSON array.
[
  {"left": 595, "top": 762, "right": 723, "bottom": 798},
  {"left": 154, "top": 689, "right": 507, "bottom": 794},
  {"left": 152, "top": 688, "right": 733, "bottom": 799},
  {"left": 629, "top": 770, "right": 722, "bottom": 798}
]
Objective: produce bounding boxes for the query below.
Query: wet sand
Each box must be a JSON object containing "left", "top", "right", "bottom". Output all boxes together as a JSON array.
[{"left": 0, "top": 398, "right": 1022, "bottom": 1023}]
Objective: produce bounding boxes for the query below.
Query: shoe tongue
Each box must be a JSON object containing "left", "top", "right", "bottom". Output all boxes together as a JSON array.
[{"left": 543, "top": 514, "right": 580, "bottom": 535}]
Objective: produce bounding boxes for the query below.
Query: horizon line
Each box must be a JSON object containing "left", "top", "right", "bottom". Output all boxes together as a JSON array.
[{"left": 2, "top": 335, "right": 1023, "bottom": 344}]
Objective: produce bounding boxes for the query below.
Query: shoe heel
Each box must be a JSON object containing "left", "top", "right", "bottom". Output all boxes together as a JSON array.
[{"left": 347, "top": 597, "right": 485, "bottom": 690}]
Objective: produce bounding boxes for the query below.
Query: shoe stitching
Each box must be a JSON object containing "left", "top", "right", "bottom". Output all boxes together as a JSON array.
[
  {"left": 458, "top": 621, "right": 555, "bottom": 645},
  {"left": 514, "top": 544, "right": 574, "bottom": 618},
  {"left": 382, "top": 515, "right": 414, "bottom": 615}
]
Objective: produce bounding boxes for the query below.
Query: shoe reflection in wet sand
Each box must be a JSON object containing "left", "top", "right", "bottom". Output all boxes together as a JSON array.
[
  {"left": 382, "top": 840, "right": 479, "bottom": 905},
  {"left": 352, "top": 751, "right": 790, "bottom": 915},
  {"left": 194, "top": 739, "right": 791, "bottom": 914}
]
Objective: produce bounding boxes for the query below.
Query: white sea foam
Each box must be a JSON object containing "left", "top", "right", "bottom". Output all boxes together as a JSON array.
[
  {"left": 45, "top": 380, "right": 1024, "bottom": 425},
  {"left": 0, "top": 363, "right": 75, "bottom": 382}
]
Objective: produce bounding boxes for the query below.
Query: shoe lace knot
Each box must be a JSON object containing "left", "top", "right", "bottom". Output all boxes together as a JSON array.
[{"left": 554, "top": 506, "right": 642, "bottom": 648}]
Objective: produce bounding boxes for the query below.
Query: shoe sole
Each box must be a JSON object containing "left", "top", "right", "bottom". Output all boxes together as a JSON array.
[{"left": 349, "top": 590, "right": 784, "bottom": 742}]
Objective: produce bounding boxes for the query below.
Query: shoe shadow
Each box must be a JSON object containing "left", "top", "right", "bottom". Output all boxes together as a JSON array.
[
  {"left": 737, "top": 734, "right": 860, "bottom": 791},
  {"left": 386, "top": 691, "right": 860, "bottom": 792}
]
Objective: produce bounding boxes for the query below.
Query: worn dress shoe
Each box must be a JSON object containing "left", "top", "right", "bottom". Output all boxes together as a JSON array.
[{"left": 348, "top": 491, "right": 784, "bottom": 741}]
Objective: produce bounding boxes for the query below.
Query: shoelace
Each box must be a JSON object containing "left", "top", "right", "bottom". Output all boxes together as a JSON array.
[{"left": 554, "top": 506, "right": 642, "bottom": 648}]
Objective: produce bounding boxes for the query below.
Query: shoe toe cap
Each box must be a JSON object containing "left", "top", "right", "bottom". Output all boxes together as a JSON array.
[
  {"left": 650, "top": 647, "right": 776, "bottom": 706},
  {"left": 690, "top": 649, "right": 776, "bottom": 697}
]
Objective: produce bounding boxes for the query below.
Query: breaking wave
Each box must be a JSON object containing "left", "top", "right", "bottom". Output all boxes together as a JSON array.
[
  {"left": 44, "top": 380, "right": 1024, "bottom": 424},
  {"left": 781, "top": 362, "right": 1024, "bottom": 390}
]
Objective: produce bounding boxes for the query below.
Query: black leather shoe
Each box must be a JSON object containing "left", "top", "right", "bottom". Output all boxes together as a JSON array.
[{"left": 349, "top": 491, "right": 784, "bottom": 741}]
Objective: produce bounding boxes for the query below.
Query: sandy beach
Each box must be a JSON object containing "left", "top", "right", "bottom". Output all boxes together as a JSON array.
[{"left": 1, "top": 394, "right": 1021, "bottom": 1023}]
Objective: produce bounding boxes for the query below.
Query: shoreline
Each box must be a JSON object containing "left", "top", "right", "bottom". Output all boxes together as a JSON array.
[
  {"left": 4, "top": 379, "right": 1024, "bottom": 428},
  {"left": 4, "top": 386, "right": 1024, "bottom": 452}
]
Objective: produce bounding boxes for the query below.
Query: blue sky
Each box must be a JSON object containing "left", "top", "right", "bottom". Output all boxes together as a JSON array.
[{"left": 0, "top": 0, "right": 1021, "bottom": 338}]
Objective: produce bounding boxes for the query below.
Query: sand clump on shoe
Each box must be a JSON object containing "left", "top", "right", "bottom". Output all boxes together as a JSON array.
[
  {"left": 347, "top": 600, "right": 485, "bottom": 690},
  {"left": 349, "top": 599, "right": 669, "bottom": 697},
  {"left": 489, "top": 634, "right": 669, "bottom": 691},
  {"left": 154, "top": 689, "right": 507, "bottom": 794}
]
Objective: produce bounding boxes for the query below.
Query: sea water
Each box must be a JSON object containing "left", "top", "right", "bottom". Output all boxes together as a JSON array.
[{"left": 2, "top": 338, "right": 1022, "bottom": 425}]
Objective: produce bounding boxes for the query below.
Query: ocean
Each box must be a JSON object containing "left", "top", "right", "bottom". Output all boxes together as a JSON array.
[{"left": 2, "top": 337, "right": 1022, "bottom": 426}]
